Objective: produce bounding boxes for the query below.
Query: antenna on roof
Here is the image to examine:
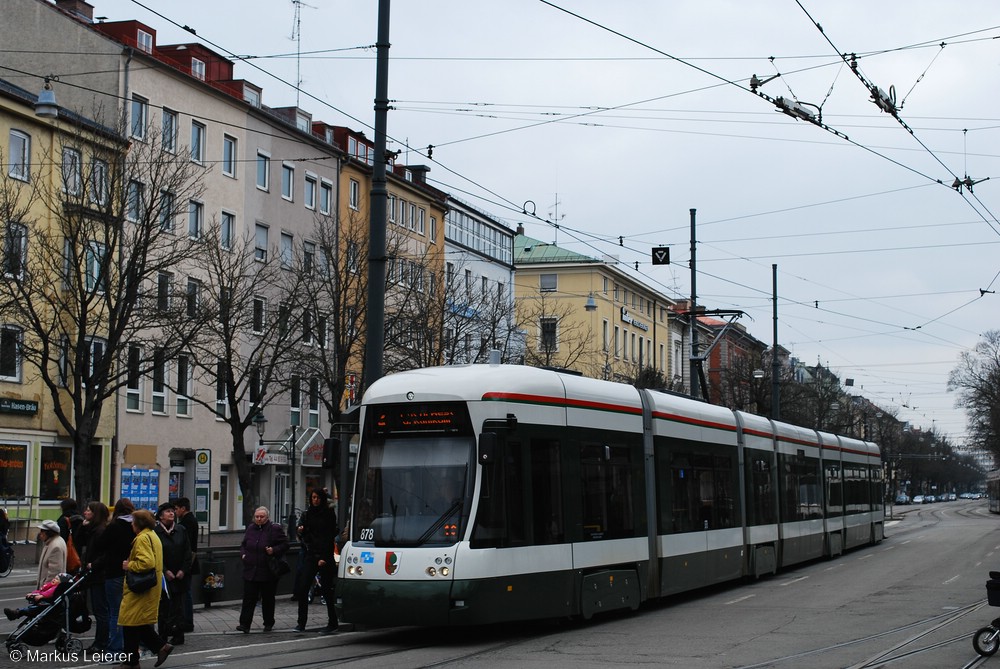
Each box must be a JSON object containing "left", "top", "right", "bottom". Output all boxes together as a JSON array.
[{"left": 290, "top": 0, "right": 316, "bottom": 107}]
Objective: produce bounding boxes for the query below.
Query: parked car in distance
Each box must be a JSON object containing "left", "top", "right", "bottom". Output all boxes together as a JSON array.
[
  {"left": 924, "top": 495, "right": 936, "bottom": 503},
  {"left": 912, "top": 495, "right": 925, "bottom": 504},
  {"left": 947, "top": 493, "right": 957, "bottom": 501},
  {"left": 895, "top": 494, "right": 911, "bottom": 505}
]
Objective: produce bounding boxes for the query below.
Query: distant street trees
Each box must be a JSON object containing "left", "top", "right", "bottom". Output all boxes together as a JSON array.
[{"left": 949, "top": 329, "right": 1000, "bottom": 460}]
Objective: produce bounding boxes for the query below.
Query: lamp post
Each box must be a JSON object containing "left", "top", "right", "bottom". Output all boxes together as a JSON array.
[{"left": 254, "top": 414, "right": 298, "bottom": 535}]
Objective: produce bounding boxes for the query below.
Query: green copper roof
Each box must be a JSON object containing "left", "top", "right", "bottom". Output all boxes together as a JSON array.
[{"left": 514, "top": 234, "right": 599, "bottom": 264}]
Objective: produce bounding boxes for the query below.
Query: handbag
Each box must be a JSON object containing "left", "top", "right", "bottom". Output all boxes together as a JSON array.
[
  {"left": 125, "top": 534, "right": 157, "bottom": 593},
  {"left": 267, "top": 555, "right": 290, "bottom": 578},
  {"left": 126, "top": 568, "right": 157, "bottom": 593}
]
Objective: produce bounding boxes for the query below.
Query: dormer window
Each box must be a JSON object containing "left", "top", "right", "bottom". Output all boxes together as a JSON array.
[
  {"left": 244, "top": 86, "right": 260, "bottom": 108},
  {"left": 295, "top": 113, "right": 310, "bottom": 133},
  {"left": 137, "top": 29, "right": 152, "bottom": 53},
  {"left": 191, "top": 58, "right": 206, "bottom": 81}
]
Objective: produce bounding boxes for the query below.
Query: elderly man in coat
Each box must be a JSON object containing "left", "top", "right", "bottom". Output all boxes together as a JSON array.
[{"left": 36, "top": 519, "right": 67, "bottom": 588}]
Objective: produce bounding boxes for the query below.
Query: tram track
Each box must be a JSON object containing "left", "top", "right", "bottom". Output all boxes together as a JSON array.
[{"left": 733, "top": 601, "right": 987, "bottom": 669}]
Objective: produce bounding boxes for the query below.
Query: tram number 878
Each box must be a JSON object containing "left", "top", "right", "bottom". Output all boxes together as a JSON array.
[{"left": 359, "top": 527, "right": 374, "bottom": 541}]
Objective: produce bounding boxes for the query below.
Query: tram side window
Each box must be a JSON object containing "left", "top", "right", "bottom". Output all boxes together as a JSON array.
[
  {"left": 531, "top": 438, "right": 564, "bottom": 544},
  {"left": 870, "top": 464, "right": 884, "bottom": 511},
  {"left": 667, "top": 449, "right": 738, "bottom": 533},
  {"left": 778, "top": 452, "right": 823, "bottom": 521},
  {"left": 844, "top": 465, "right": 868, "bottom": 514},
  {"left": 744, "top": 453, "right": 777, "bottom": 526},
  {"left": 826, "top": 463, "right": 843, "bottom": 518},
  {"left": 580, "top": 441, "right": 635, "bottom": 540}
]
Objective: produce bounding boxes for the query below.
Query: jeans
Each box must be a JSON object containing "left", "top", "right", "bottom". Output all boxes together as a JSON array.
[
  {"left": 104, "top": 575, "right": 124, "bottom": 653},
  {"left": 90, "top": 580, "right": 110, "bottom": 650},
  {"left": 295, "top": 557, "right": 338, "bottom": 629}
]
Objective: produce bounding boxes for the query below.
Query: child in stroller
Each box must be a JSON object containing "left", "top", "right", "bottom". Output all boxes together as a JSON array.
[
  {"left": 4, "top": 570, "right": 90, "bottom": 654},
  {"left": 5, "top": 573, "right": 70, "bottom": 620}
]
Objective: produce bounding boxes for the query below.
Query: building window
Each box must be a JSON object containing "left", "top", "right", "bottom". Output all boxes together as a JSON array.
[
  {"left": 349, "top": 179, "right": 360, "bottom": 210},
  {"left": 304, "top": 174, "right": 316, "bottom": 209},
  {"left": 280, "top": 232, "right": 293, "bottom": 268},
  {"left": 61, "top": 147, "right": 82, "bottom": 195},
  {"left": 387, "top": 195, "right": 396, "bottom": 224},
  {"left": 90, "top": 158, "right": 108, "bottom": 206},
  {"left": 157, "top": 272, "right": 172, "bottom": 312},
  {"left": 158, "top": 190, "right": 175, "bottom": 232},
  {"left": 252, "top": 297, "right": 265, "bottom": 334},
  {"left": 176, "top": 353, "right": 192, "bottom": 416},
  {"left": 430, "top": 216, "right": 437, "bottom": 243},
  {"left": 186, "top": 278, "right": 200, "bottom": 318},
  {"left": 220, "top": 211, "right": 234, "bottom": 250},
  {"left": 162, "top": 109, "right": 177, "bottom": 153},
  {"left": 317, "top": 314, "right": 328, "bottom": 348},
  {"left": 603, "top": 319, "right": 609, "bottom": 352},
  {"left": 151, "top": 347, "right": 168, "bottom": 414},
  {"left": 126, "top": 180, "right": 144, "bottom": 222},
  {"left": 0, "top": 325, "right": 22, "bottom": 381},
  {"left": 191, "top": 58, "right": 206, "bottom": 80},
  {"left": 417, "top": 208, "right": 426, "bottom": 235},
  {"left": 254, "top": 223, "right": 268, "bottom": 261},
  {"left": 215, "top": 360, "right": 228, "bottom": 418},
  {"left": 131, "top": 94, "right": 148, "bottom": 140},
  {"left": 256, "top": 151, "right": 270, "bottom": 190},
  {"left": 222, "top": 135, "right": 237, "bottom": 177},
  {"left": 190, "top": 121, "right": 206, "bottom": 164},
  {"left": 188, "top": 200, "right": 203, "bottom": 239},
  {"left": 308, "top": 377, "right": 320, "bottom": 428},
  {"left": 82, "top": 337, "right": 105, "bottom": 384},
  {"left": 4, "top": 222, "right": 26, "bottom": 280},
  {"left": 290, "top": 376, "right": 301, "bottom": 427},
  {"left": 8, "top": 130, "right": 30, "bottom": 181},
  {"left": 540, "top": 317, "right": 558, "bottom": 352},
  {"left": 302, "top": 310, "right": 313, "bottom": 344},
  {"left": 126, "top": 344, "right": 142, "bottom": 411},
  {"left": 614, "top": 326, "right": 620, "bottom": 358},
  {"left": 540, "top": 273, "right": 557, "bottom": 292},
  {"left": 85, "top": 242, "right": 107, "bottom": 293},
  {"left": 319, "top": 180, "right": 332, "bottom": 215},
  {"left": 136, "top": 29, "right": 152, "bottom": 53},
  {"left": 409, "top": 204, "right": 417, "bottom": 230},
  {"left": 303, "top": 241, "right": 315, "bottom": 274},
  {"left": 244, "top": 86, "right": 260, "bottom": 107},
  {"left": 281, "top": 163, "right": 294, "bottom": 200}
]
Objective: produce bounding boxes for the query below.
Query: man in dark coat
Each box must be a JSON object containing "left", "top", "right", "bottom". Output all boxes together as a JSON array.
[
  {"left": 294, "top": 488, "right": 339, "bottom": 633},
  {"left": 154, "top": 502, "right": 192, "bottom": 645},
  {"left": 173, "top": 497, "right": 199, "bottom": 634}
]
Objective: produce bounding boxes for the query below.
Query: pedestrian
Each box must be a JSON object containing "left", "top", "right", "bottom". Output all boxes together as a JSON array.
[
  {"left": 171, "top": 497, "right": 198, "bottom": 634},
  {"left": 154, "top": 502, "right": 191, "bottom": 645},
  {"left": 36, "top": 519, "right": 66, "bottom": 588},
  {"left": 237, "top": 506, "right": 288, "bottom": 634},
  {"left": 76, "top": 501, "right": 111, "bottom": 653},
  {"left": 92, "top": 498, "right": 135, "bottom": 657},
  {"left": 120, "top": 508, "right": 173, "bottom": 669},
  {"left": 294, "top": 488, "right": 339, "bottom": 634},
  {"left": 57, "top": 498, "right": 82, "bottom": 541}
]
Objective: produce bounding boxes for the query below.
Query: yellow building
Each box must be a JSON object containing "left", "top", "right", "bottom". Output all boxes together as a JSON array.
[
  {"left": 0, "top": 77, "right": 116, "bottom": 533},
  {"left": 514, "top": 231, "right": 676, "bottom": 383}
]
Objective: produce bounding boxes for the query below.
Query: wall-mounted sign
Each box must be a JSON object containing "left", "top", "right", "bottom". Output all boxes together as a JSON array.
[
  {"left": 620, "top": 307, "right": 649, "bottom": 332},
  {"left": 0, "top": 398, "right": 38, "bottom": 415}
]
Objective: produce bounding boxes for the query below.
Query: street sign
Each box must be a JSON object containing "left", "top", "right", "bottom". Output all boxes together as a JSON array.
[{"left": 651, "top": 247, "right": 670, "bottom": 265}]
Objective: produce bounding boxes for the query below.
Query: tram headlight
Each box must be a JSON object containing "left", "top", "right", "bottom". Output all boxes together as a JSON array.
[
  {"left": 356, "top": 565, "right": 364, "bottom": 576},
  {"left": 441, "top": 567, "right": 449, "bottom": 576},
  {"left": 347, "top": 565, "right": 355, "bottom": 575},
  {"left": 426, "top": 566, "right": 437, "bottom": 577}
]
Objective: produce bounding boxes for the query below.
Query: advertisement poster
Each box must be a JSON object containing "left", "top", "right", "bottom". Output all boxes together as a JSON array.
[{"left": 39, "top": 446, "right": 72, "bottom": 500}]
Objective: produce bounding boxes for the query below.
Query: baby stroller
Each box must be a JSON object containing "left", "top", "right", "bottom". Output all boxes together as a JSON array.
[{"left": 5, "top": 570, "right": 92, "bottom": 656}]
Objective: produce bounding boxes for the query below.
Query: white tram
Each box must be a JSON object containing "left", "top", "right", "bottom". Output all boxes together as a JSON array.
[{"left": 336, "top": 365, "right": 883, "bottom": 626}]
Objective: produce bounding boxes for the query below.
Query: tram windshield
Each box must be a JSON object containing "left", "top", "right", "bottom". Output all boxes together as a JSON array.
[{"left": 352, "top": 435, "right": 473, "bottom": 547}]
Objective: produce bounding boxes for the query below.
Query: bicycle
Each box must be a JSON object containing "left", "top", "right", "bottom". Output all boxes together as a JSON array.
[{"left": 973, "top": 571, "right": 1000, "bottom": 656}]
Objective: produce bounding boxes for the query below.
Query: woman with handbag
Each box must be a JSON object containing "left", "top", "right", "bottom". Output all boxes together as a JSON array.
[
  {"left": 237, "top": 506, "right": 288, "bottom": 633},
  {"left": 294, "top": 488, "right": 339, "bottom": 634},
  {"left": 119, "top": 509, "right": 173, "bottom": 669}
]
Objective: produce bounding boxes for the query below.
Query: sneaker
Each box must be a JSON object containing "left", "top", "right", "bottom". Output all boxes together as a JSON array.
[
  {"left": 319, "top": 625, "right": 338, "bottom": 635},
  {"left": 293, "top": 625, "right": 306, "bottom": 632},
  {"left": 4, "top": 608, "right": 18, "bottom": 621}
]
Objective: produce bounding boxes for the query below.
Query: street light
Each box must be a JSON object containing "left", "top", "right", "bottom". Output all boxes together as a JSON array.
[{"left": 253, "top": 413, "right": 298, "bottom": 535}]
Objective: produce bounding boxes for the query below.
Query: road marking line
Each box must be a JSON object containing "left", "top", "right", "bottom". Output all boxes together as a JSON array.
[
  {"left": 780, "top": 576, "right": 809, "bottom": 586},
  {"left": 881, "top": 545, "right": 895, "bottom": 551},
  {"left": 943, "top": 575, "right": 961, "bottom": 585},
  {"left": 726, "top": 594, "right": 755, "bottom": 605},
  {"left": 858, "top": 554, "right": 873, "bottom": 560}
]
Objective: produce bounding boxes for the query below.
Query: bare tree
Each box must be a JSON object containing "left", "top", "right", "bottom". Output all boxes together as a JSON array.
[
  {"left": 0, "top": 115, "right": 206, "bottom": 503},
  {"left": 949, "top": 329, "right": 1000, "bottom": 459},
  {"left": 183, "top": 221, "right": 308, "bottom": 525},
  {"left": 439, "top": 258, "right": 519, "bottom": 365},
  {"left": 516, "top": 292, "right": 592, "bottom": 371}
]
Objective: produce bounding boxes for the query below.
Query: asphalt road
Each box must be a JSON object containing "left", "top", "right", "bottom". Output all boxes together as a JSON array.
[{"left": 2, "top": 499, "right": 998, "bottom": 668}]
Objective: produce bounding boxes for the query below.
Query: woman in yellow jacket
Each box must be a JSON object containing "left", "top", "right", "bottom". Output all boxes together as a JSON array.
[{"left": 118, "top": 509, "right": 173, "bottom": 669}]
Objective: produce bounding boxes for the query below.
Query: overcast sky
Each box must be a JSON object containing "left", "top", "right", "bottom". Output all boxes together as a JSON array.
[{"left": 86, "top": 0, "right": 1000, "bottom": 444}]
